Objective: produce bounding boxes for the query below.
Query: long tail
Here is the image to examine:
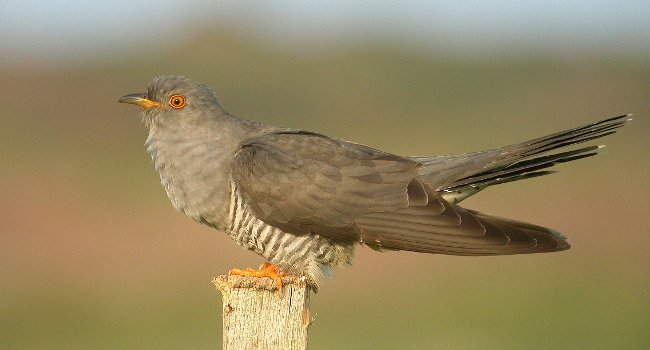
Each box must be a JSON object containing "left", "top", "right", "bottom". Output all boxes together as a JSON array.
[
  {"left": 356, "top": 115, "right": 630, "bottom": 256},
  {"left": 412, "top": 114, "right": 631, "bottom": 203}
]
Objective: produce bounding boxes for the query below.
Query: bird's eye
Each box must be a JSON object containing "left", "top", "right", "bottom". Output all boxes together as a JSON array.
[{"left": 168, "top": 94, "right": 186, "bottom": 109}]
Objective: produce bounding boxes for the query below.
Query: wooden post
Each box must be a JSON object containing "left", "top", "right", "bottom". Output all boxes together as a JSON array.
[{"left": 213, "top": 275, "right": 311, "bottom": 350}]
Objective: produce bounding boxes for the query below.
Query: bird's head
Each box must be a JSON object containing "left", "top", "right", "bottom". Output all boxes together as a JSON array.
[{"left": 119, "top": 76, "right": 223, "bottom": 130}]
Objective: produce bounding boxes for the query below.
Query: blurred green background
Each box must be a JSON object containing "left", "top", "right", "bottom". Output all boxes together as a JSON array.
[{"left": 1, "top": 2, "right": 649, "bottom": 349}]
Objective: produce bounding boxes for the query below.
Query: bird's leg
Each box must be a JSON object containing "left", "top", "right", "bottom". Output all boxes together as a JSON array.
[{"left": 229, "top": 262, "right": 285, "bottom": 295}]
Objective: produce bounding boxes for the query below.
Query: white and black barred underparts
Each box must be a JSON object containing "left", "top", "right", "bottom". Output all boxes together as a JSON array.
[{"left": 226, "top": 179, "right": 353, "bottom": 289}]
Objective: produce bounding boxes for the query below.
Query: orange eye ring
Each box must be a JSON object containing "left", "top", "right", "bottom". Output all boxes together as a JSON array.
[{"left": 168, "top": 94, "right": 187, "bottom": 109}]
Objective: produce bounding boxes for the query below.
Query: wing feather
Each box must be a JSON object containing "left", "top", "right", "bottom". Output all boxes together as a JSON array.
[
  {"left": 231, "top": 130, "right": 569, "bottom": 255},
  {"left": 231, "top": 131, "right": 422, "bottom": 237}
]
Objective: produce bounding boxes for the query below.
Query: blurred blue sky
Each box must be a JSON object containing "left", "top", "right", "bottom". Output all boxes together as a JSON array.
[{"left": 1, "top": 1, "right": 649, "bottom": 65}]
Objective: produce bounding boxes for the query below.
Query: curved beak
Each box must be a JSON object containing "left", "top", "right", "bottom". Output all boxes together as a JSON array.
[{"left": 118, "top": 93, "right": 163, "bottom": 109}]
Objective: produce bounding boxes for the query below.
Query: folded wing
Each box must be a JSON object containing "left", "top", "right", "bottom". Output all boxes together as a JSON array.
[{"left": 231, "top": 130, "right": 569, "bottom": 255}]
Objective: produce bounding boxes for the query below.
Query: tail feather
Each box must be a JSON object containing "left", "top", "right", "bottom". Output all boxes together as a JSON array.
[
  {"left": 446, "top": 145, "right": 601, "bottom": 192},
  {"left": 519, "top": 114, "right": 628, "bottom": 153},
  {"left": 357, "top": 115, "right": 630, "bottom": 256},
  {"left": 413, "top": 115, "right": 631, "bottom": 201}
]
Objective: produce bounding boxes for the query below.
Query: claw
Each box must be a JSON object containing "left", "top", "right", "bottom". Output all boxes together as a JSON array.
[{"left": 229, "top": 262, "right": 285, "bottom": 296}]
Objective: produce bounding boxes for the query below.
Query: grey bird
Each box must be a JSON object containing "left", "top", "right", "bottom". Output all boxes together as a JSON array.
[{"left": 119, "top": 75, "right": 630, "bottom": 290}]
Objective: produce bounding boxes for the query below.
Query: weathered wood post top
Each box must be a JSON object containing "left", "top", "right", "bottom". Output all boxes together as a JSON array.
[{"left": 213, "top": 275, "right": 311, "bottom": 350}]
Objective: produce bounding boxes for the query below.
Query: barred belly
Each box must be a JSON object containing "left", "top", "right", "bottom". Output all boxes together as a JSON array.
[{"left": 226, "top": 180, "right": 354, "bottom": 288}]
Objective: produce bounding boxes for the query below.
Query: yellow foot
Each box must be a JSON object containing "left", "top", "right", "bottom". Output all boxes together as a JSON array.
[{"left": 229, "top": 262, "right": 285, "bottom": 295}]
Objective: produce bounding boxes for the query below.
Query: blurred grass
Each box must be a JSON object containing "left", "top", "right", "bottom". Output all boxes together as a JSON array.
[{"left": 1, "top": 28, "right": 649, "bottom": 349}]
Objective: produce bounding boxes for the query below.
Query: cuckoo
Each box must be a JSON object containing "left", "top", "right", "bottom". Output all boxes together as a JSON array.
[{"left": 119, "top": 76, "right": 630, "bottom": 291}]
